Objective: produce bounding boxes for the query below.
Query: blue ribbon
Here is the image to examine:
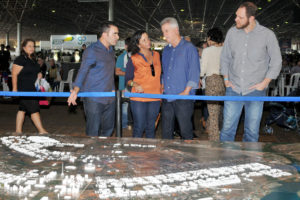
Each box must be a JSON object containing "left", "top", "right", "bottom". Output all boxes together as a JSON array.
[
  {"left": 0, "top": 91, "right": 115, "bottom": 97},
  {"left": 0, "top": 91, "right": 299, "bottom": 102}
]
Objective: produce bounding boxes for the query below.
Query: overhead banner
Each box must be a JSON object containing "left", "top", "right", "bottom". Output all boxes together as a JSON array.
[{"left": 50, "top": 35, "right": 97, "bottom": 50}]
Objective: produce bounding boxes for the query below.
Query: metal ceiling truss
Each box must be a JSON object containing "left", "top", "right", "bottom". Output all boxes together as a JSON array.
[{"left": 0, "top": 0, "right": 299, "bottom": 42}]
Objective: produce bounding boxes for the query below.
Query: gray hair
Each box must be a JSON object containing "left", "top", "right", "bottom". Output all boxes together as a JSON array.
[{"left": 160, "top": 17, "right": 179, "bottom": 28}]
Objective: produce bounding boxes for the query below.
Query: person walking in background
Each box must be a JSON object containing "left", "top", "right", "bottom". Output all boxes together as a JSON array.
[
  {"left": 160, "top": 17, "right": 200, "bottom": 140},
  {"left": 125, "top": 30, "right": 162, "bottom": 138},
  {"left": 115, "top": 37, "right": 132, "bottom": 130},
  {"left": 12, "top": 39, "right": 48, "bottom": 134},
  {"left": 220, "top": 2, "right": 282, "bottom": 142},
  {"left": 80, "top": 44, "right": 86, "bottom": 61},
  {"left": 0, "top": 44, "right": 12, "bottom": 91},
  {"left": 47, "top": 58, "right": 61, "bottom": 90},
  {"left": 67, "top": 21, "right": 119, "bottom": 137},
  {"left": 201, "top": 27, "right": 225, "bottom": 141},
  {"left": 37, "top": 56, "right": 47, "bottom": 78},
  {"left": 0, "top": 44, "right": 10, "bottom": 73}
]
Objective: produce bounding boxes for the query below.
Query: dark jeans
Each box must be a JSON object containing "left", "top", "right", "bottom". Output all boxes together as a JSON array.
[
  {"left": 48, "top": 78, "right": 59, "bottom": 91},
  {"left": 127, "top": 101, "right": 133, "bottom": 126},
  {"left": 162, "top": 100, "right": 194, "bottom": 140},
  {"left": 201, "top": 89, "right": 209, "bottom": 121},
  {"left": 83, "top": 98, "right": 115, "bottom": 137},
  {"left": 130, "top": 100, "right": 160, "bottom": 138}
]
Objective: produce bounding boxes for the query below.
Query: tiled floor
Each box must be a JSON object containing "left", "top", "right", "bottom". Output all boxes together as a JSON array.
[{"left": 1, "top": 97, "right": 300, "bottom": 143}]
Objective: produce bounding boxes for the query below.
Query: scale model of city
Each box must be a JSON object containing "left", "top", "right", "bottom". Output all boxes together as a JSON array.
[{"left": 0, "top": 135, "right": 298, "bottom": 199}]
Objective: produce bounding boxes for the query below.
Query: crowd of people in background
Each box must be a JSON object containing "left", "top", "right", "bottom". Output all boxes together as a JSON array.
[{"left": 1, "top": 1, "right": 300, "bottom": 142}]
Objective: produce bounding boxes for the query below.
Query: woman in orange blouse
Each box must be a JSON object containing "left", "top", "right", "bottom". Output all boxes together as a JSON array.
[{"left": 125, "top": 30, "right": 162, "bottom": 138}]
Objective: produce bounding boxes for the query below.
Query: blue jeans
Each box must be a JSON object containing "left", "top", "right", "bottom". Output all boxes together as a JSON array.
[
  {"left": 162, "top": 100, "right": 194, "bottom": 140},
  {"left": 83, "top": 98, "right": 115, "bottom": 137},
  {"left": 130, "top": 100, "right": 160, "bottom": 138},
  {"left": 220, "top": 87, "right": 265, "bottom": 142},
  {"left": 122, "top": 102, "right": 128, "bottom": 128}
]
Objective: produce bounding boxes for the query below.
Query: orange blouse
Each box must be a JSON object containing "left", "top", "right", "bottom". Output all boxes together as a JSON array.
[{"left": 131, "top": 51, "right": 162, "bottom": 102}]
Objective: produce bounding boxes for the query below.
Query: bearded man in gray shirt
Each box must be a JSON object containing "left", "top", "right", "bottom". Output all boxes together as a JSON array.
[{"left": 220, "top": 2, "right": 282, "bottom": 142}]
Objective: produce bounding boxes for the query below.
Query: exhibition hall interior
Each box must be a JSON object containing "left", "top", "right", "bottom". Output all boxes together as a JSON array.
[{"left": 0, "top": 0, "right": 300, "bottom": 199}]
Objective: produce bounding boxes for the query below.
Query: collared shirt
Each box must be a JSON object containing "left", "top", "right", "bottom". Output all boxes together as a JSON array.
[
  {"left": 116, "top": 50, "right": 128, "bottom": 91},
  {"left": 73, "top": 40, "right": 115, "bottom": 104},
  {"left": 162, "top": 38, "right": 200, "bottom": 97},
  {"left": 220, "top": 21, "right": 282, "bottom": 95}
]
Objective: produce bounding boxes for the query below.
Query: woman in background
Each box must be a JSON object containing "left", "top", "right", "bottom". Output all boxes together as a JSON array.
[
  {"left": 48, "top": 58, "right": 61, "bottom": 90},
  {"left": 12, "top": 38, "right": 48, "bottom": 134},
  {"left": 200, "top": 28, "right": 225, "bottom": 141}
]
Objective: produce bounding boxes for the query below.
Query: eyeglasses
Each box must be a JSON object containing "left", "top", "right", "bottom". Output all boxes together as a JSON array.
[{"left": 150, "top": 64, "right": 155, "bottom": 77}]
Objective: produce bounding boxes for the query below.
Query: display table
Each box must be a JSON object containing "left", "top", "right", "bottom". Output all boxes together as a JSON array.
[{"left": 0, "top": 134, "right": 299, "bottom": 199}]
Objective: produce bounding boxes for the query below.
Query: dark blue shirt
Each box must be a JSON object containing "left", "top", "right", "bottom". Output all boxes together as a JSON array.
[
  {"left": 162, "top": 38, "right": 200, "bottom": 97},
  {"left": 73, "top": 40, "right": 115, "bottom": 104}
]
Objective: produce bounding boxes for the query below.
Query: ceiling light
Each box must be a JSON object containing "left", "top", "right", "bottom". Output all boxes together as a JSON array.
[
  {"left": 267, "top": 0, "right": 271, "bottom": 2},
  {"left": 285, "top": 21, "right": 288, "bottom": 24},
  {"left": 34, "top": 24, "right": 37, "bottom": 26},
  {"left": 277, "top": 24, "right": 280, "bottom": 27},
  {"left": 51, "top": 10, "right": 56, "bottom": 13},
  {"left": 258, "top": 7, "right": 262, "bottom": 10},
  {"left": 180, "top": 9, "right": 184, "bottom": 12}
]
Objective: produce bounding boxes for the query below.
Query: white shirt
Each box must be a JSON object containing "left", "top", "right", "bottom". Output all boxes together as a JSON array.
[{"left": 200, "top": 46, "right": 223, "bottom": 77}]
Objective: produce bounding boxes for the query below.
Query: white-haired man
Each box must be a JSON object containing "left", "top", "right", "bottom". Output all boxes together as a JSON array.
[{"left": 160, "top": 17, "right": 200, "bottom": 140}]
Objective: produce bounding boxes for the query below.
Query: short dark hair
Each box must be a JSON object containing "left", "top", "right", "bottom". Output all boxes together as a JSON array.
[
  {"left": 97, "top": 21, "right": 117, "bottom": 38},
  {"left": 207, "top": 27, "right": 223, "bottom": 44},
  {"left": 239, "top": 2, "right": 258, "bottom": 18},
  {"left": 128, "top": 30, "right": 147, "bottom": 55},
  {"left": 21, "top": 38, "right": 36, "bottom": 59}
]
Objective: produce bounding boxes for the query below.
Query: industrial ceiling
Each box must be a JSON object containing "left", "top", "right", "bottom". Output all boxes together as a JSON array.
[{"left": 0, "top": 0, "right": 300, "bottom": 44}]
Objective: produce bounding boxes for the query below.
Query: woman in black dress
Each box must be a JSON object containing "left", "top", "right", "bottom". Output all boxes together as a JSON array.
[{"left": 12, "top": 39, "right": 47, "bottom": 134}]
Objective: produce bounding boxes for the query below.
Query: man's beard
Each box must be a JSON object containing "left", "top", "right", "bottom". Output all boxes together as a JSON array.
[{"left": 236, "top": 19, "right": 250, "bottom": 29}]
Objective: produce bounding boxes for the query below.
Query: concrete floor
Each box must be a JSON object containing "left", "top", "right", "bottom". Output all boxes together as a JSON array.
[{"left": 1, "top": 97, "right": 300, "bottom": 143}]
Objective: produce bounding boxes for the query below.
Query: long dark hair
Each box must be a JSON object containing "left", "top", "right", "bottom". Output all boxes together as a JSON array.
[
  {"left": 21, "top": 38, "right": 36, "bottom": 59},
  {"left": 128, "top": 30, "right": 147, "bottom": 55}
]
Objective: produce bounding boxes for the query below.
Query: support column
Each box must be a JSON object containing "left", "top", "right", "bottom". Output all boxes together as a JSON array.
[
  {"left": 146, "top": 22, "right": 149, "bottom": 33},
  {"left": 116, "top": 90, "right": 122, "bottom": 138},
  {"left": 5, "top": 32, "right": 9, "bottom": 46},
  {"left": 16, "top": 22, "right": 22, "bottom": 56},
  {"left": 108, "top": 0, "right": 114, "bottom": 21}
]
